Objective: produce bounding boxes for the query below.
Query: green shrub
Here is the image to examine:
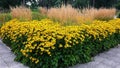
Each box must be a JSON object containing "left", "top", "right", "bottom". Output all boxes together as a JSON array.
[
  {"left": 117, "top": 11, "right": 120, "bottom": 18},
  {"left": 0, "top": 23, "right": 2, "bottom": 27},
  {"left": 32, "top": 12, "right": 47, "bottom": 21},
  {"left": 0, "top": 13, "right": 12, "bottom": 23},
  {"left": 115, "top": 1, "right": 120, "bottom": 10}
]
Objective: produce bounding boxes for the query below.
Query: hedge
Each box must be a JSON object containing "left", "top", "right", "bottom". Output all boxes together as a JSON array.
[{"left": 0, "top": 19, "right": 120, "bottom": 68}]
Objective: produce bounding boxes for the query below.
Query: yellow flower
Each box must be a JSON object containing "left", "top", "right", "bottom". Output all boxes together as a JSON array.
[
  {"left": 35, "top": 60, "right": 39, "bottom": 64},
  {"left": 51, "top": 46, "right": 55, "bottom": 49},
  {"left": 40, "top": 48, "right": 45, "bottom": 51},
  {"left": 59, "top": 44, "right": 63, "bottom": 48},
  {"left": 1, "top": 18, "right": 120, "bottom": 65}
]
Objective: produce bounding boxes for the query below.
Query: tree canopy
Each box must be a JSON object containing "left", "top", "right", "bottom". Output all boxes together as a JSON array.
[{"left": 0, "top": 0, "right": 118, "bottom": 9}]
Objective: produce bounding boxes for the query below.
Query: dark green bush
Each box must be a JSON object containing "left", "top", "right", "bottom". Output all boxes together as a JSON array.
[
  {"left": 0, "top": 13, "right": 12, "bottom": 23},
  {"left": 117, "top": 11, "right": 120, "bottom": 18},
  {"left": 32, "top": 12, "right": 47, "bottom": 21}
]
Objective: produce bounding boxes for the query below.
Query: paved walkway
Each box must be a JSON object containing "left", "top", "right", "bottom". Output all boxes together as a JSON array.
[
  {"left": 0, "top": 39, "right": 120, "bottom": 68},
  {"left": 70, "top": 44, "right": 120, "bottom": 68},
  {"left": 0, "top": 40, "right": 28, "bottom": 68}
]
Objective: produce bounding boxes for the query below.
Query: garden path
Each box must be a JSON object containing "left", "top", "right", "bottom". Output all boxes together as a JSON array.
[
  {"left": 0, "top": 40, "right": 28, "bottom": 68},
  {"left": 70, "top": 44, "right": 120, "bottom": 68},
  {"left": 0, "top": 39, "right": 120, "bottom": 68}
]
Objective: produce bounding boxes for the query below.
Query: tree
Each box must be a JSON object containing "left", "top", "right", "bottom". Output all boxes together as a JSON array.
[
  {"left": 0, "top": 0, "right": 22, "bottom": 9},
  {"left": 90, "top": 0, "right": 116, "bottom": 8},
  {"left": 38, "top": 0, "right": 62, "bottom": 8},
  {"left": 115, "top": 0, "right": 120, "bottom": 9},
  {"left": 71, "top": 0, "right": 90, "bottom": 8},
  {"left": 0, "top": 0, "right": 117, "bottom": 9},
  {"left": 38, "top": 0, "right": 90, "bottom": 8}
]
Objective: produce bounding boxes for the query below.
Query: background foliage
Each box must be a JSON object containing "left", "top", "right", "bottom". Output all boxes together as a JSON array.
[{"left": 0, "top": 0, "right": 118, "bottom": 9}]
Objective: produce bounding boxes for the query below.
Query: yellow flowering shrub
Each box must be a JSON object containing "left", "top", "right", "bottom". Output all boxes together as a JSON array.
[{"left": 0, "top": 19, "right": 120, "bottom": 68}]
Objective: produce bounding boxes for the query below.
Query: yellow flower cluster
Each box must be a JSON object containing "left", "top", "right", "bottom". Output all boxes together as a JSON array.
[{"left": 0, "top": 18, "right": 120, "bottom": 64}]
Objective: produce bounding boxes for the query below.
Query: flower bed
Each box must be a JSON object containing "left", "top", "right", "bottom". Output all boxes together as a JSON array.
[{"left": 0, "top": 19, "right": 120, "bottom": 68}]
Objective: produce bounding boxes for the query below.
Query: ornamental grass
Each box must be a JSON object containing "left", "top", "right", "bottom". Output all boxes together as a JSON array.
[
  {"left": 11, "top": 6, "right": 32, "bottom": 21},
  {"left": 94, "top": 8, "right": 116, "bottom": 20},
  {"left": 44, "top": 5, "right": 116, "bottom": 25},
  {"left": 47, "top": 5, "right": 80, "bottom": 25}
]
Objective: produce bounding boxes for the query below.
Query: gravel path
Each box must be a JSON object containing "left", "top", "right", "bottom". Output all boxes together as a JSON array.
[{"left": 0, "top": 39, "right": 120, "bottom": 68}]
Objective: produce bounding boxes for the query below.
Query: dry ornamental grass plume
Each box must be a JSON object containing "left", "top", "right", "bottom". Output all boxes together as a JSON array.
[
  {"left": 39, "top": 7, "right": 48, "bottom": 15},
  {"left": 46, "top": 5, "right": 116, "bottom": 25},
  {"left": 78, "top": 8, "right": 116, "bottom": 24},
  {"left": 77, "top": 8, "right": 98, "bottom": 24},
  {"left": 11, "top": 6, "right": 32, "bottom": 21},
  {"left": 10, "top": 5, "right": 116, "bottom": 25},
  {"left": 94, "top": 8, "right": 116, "bottom": 20},
  {"left": 47, "top": 5, "right": 80, "bottom": 25}
]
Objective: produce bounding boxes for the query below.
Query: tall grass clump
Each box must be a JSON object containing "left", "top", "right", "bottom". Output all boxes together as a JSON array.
[
  {"left": 39, "top": 7, "right": 48, "bottom": 15},
  {"left": 94, "top": 8, "right": 116, "bottom": 21},
  {"left": 47, "top": 5, "right": 80, "bottom": 25},
  {"left": 45, "top": 5, "right": 116, "bottom": 25},
  {"left": 78, "top": 8, "right": 98, "bottom": 25},
  {"left": 11, "top": 6, "right": 32, "bottom": 21},
  {"left": 79, "top": 8, "right": 116, "bottom": 22}
]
